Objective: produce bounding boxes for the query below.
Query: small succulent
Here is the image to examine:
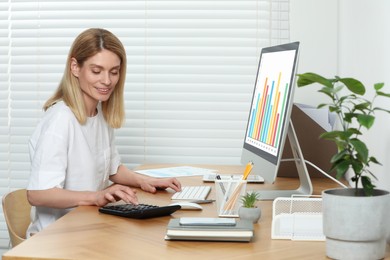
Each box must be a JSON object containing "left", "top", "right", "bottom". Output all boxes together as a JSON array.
[{"left": 240, "top": 191, "right": 260, "bottom": 208}]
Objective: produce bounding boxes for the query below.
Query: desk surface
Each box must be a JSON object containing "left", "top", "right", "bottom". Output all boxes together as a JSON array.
[{"left": 3, "top": 164, "right": 390, "bottom": 260}]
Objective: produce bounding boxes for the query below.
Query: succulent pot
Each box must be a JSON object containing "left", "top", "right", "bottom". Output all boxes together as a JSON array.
[
  {"left": 238, "top": 206, "right": 261, "bottom": 224},
  {"left": 322, "top": 188, "right": 390, "bottom": 260}
]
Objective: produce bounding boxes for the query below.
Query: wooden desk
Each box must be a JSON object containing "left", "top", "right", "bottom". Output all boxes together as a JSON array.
[{"left": 3, "top": 165, "right": 390, "bottom": 260}]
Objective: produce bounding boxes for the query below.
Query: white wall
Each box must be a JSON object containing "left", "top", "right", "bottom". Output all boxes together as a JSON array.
[
  {"left": 290, "top": 0, "right": 390, "bottom": 191},
  {"left": 290, "top": 0, "right": 339, "bottom": 106},
  {"left": 338, "top": 0, "right": 390, "bottom": 191}
]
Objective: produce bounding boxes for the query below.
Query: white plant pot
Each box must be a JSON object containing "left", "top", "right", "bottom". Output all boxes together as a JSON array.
[
  {"left": 322, "top": 188, "right": 390, "bottom": 260},
  {"left": 238, "top": 207, "right": 261, "bottom": 224}
]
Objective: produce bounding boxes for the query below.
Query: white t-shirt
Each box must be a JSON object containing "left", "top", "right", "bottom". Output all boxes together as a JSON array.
[{"left": 26, "top": 101, "right": 121, "bottom": 236}]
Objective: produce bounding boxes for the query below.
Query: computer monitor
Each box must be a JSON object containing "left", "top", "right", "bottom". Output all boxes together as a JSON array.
[{"left": 241, "top": 41, "right": 312, "bottom": 200}]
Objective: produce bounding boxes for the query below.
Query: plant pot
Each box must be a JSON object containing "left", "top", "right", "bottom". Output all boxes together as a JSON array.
[
  {"left": 238, "top": 207, "right": 261, "bottom": 224},
  {"left": 322, "top": 188, "right": 390, "bottom": 260}
]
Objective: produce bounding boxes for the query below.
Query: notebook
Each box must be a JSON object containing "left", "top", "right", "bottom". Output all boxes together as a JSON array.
[{"left": 165, "top": 218, "right": 254, "bottom": 242}]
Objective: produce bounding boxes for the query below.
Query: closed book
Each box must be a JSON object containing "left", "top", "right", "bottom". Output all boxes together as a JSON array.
[{"left": 165, "top": 218, "right": 254, "bottom": 242}]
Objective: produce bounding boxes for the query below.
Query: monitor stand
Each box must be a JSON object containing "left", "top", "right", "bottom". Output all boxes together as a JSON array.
[{"left": 251, "top": 120, "right": 313, "bottom": 200}]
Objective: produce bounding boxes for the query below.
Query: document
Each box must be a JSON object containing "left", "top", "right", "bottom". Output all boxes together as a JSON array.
[
  {"left": 294, "top": 103, "right": 337, "bottom": 132},
  {"left": 135, "top": 166, "right": 217, "bottom": 178}
]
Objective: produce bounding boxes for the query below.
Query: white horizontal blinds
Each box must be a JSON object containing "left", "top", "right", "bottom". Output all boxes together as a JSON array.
[
  {"left": 0, "top": 0, "right": 9, "bottom": 190},
  {"left": 8, "top": 1, "right": 42, "bottom": 196},
  {"left": 270, "top": 0, "right": 290, "bottom": 45},
  {"left": 0, "top": 1, "right": 10, "bottom": 250},
  {"left": 117, "top": 0, "right": 291, "bottom": 167},
  {"left": 120, "top": 0, "right": 261, "bottom": 165},
  {"left": 0, "top": 0, "right": 289, "bottom": 251}
]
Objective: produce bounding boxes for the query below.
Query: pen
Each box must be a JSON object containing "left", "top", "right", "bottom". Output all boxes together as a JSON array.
[{"left": 216, "top": 175, "right": 226, "bottom": 195}]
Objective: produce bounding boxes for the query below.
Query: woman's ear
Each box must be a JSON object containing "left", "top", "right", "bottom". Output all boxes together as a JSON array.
[{"left": 70, "top": 57, "right": 80, "bottom": 77}]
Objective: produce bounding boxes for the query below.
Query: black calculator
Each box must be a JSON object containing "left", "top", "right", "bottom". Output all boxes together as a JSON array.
[{"left": 99, "top": 203, "right": 181, "bottom": 219}]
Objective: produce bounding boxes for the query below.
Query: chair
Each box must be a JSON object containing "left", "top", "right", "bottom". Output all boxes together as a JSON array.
[{"left": 2, "top": 189, "right": 31, "bottom": 248}]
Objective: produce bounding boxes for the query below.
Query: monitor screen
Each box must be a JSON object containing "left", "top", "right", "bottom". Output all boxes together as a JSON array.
[{"left": 241, "top": 42, "right": 312, "bottom": 199}]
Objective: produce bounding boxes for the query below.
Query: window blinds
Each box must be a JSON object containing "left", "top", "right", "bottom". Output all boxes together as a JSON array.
[{"left": 0, "top": 0, "right": 289, "bottom": 250}]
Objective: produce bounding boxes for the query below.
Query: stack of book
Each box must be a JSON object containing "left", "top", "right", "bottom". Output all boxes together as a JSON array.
[{"left": 165, "top": 218, "right": 254, "bottom": 242}]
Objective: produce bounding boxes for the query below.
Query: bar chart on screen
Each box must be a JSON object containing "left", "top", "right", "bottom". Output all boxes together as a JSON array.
[
  {"left": 245, "top": 49, "right": 296, "bottom": 157},
  {"left": 248, "top": 73, "right": 288, "bottom": 146}
]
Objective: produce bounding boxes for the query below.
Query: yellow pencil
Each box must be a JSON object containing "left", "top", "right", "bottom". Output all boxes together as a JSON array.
[
  {"left": 223, "top": 161, "right": 254, "bottom": 212},
  {"left": 242, "top": 161, "right": 253, "bottom": 180}
]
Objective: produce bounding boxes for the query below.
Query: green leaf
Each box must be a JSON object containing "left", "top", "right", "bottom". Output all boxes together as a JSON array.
[
  {"left": 338, "top": 78, "right": 366, "bottom": 95},
  {"left": 320, "top": 131, "right": 347, "bottom": 140},
  {"left": 330, "top": 149, "right": 348, "bottom": 164},
  {"left": 344, "top": 112, "right": 355, "bottom": 123},
  {"left": 319, "top": 88, "right": 335, "bottom": 98},
  {"left": 338, "top": 95, "right": 350, "bottom": 104},
  {"left": 369, "top": 156, "right": 381, "bottom": 165},
  {"left": 328, "top": 106, "right": 339, "bottom": 113},
  {"left": 339, "top": 130, "right": 356, "bottom": 140},
  {"left": 356, "top": 114, "right": 375, "bottom": 129},
  {"left": 351, "top": 159, "right": 363, "bottom": 174},
  {"left": 332, "top": 160, "right": 350, "bottom": 180},
  {"left": 361, "top": 176, "right": 375, "bottom": 196},
  {"left": 374, "top": 82, "right": 384, "bottom": 91},
  {"left": 350, "top": 138, "right": 368, "bottom": 163},
  {"left": 297, "top": 73, "right": 333, "bottom": 88},
  {"left": 346, "top": 128, "right": 362, "bottom": 135},
  {"left": 376, "top": 91, "right": 390, "bottom": 98},
  {"left": 354, "top": 102, "right": 370, "bottom": 110}
]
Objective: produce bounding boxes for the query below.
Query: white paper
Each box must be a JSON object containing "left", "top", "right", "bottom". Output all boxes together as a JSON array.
[
  {"left": 295, "top": 103, "right": 337, "bottom": 132},
  {"left": 135, "top": 166, "right": 217, "bottom": 178}
]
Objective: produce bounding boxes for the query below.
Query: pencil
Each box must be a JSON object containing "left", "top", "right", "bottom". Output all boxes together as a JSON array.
[
  {"left": 242, "top": 161, "right": 253, "bottom": 180},
  {"left": 223, "top": 162, "right": 253, "bottom": 212},
  {"left": 223, "top": 181, "right": 246, "bottom": 211}
]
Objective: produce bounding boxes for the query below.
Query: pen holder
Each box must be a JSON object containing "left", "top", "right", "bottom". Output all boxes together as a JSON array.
[{"left": 215, "top": 179, "right": 247, "bottom": 217}]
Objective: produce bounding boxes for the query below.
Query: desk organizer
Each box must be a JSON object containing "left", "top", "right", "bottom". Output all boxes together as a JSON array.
[
  {"left": 271, "top": 196, "right": 325, "bottom": 241},
  {"left": 215, "top": 179, "right": 247, "bottom": 217}
]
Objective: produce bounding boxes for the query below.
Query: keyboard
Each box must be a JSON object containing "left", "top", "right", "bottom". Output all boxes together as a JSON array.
[
  {"left": 172, "top": 186, "right": 211, "bottom": 200},
  {"left": 99, "top": 203, "right": 181, "bottom": 219},
  {"left": 203, "top": 174, "right": 264, "bottom": 183}
]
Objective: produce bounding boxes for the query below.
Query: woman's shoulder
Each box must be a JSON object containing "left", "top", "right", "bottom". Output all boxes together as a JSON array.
[
  {"left": 46, "top": 101, "right": 75, "bottom": 118},
  {"left": 31, "top": 101, "right": 78, "bottom": 141},
  {"left": 40, "top": 101, "right": 79, "bottom": 127}
]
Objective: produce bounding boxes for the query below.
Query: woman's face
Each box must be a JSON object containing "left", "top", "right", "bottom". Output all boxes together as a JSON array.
[{"left": 71, "top": 49, "right": 121, "bottom": 114}]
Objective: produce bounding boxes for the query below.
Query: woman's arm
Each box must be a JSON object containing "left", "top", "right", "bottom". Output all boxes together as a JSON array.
[
  {"left": 110, "top": 164, "right": 182, "bottom": 193},
  {"left": 27, "top": 183, "right": 139, "bottom": 209},
  {"left": 27, "top": 165, "right": 181, "bottom": 209}
]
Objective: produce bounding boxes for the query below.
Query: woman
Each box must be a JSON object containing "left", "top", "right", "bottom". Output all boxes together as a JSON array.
[{"left": 26, "top": 28, "right": 181, "bottom": 236}]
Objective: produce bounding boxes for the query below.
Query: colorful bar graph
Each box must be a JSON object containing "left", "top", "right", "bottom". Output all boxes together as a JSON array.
[{"left": 247, "top": 72, "right": 288, "bottom": 148}]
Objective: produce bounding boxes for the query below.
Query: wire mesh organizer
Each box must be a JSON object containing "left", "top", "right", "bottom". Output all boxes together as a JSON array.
[{"left": 271, "top": 196, "right": 325, "bottom": 241}]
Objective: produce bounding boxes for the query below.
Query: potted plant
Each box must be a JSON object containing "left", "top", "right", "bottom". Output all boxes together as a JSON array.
[
  {"left": 238, "top": 191, "right": 261, "bottom": 223},
  {"left": 296, "top": 72, "right": 390, "bottom": 260}
]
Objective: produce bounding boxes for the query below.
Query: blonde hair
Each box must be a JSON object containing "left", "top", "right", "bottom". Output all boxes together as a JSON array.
[{"left": 44, "top": 28, "right": 127, "bottom": 128}]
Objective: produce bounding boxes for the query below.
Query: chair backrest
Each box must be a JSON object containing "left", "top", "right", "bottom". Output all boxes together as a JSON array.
[{"left": 2, "top": 189, "right": 31, "bottom": 248}]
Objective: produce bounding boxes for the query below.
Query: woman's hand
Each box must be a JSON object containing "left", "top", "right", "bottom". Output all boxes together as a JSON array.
[
  {"left": 95, "top": 184, "right": 138, "bottom": 206},
  {"left": 139, "top": 177, "right": 182, "bottom": 194}
]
